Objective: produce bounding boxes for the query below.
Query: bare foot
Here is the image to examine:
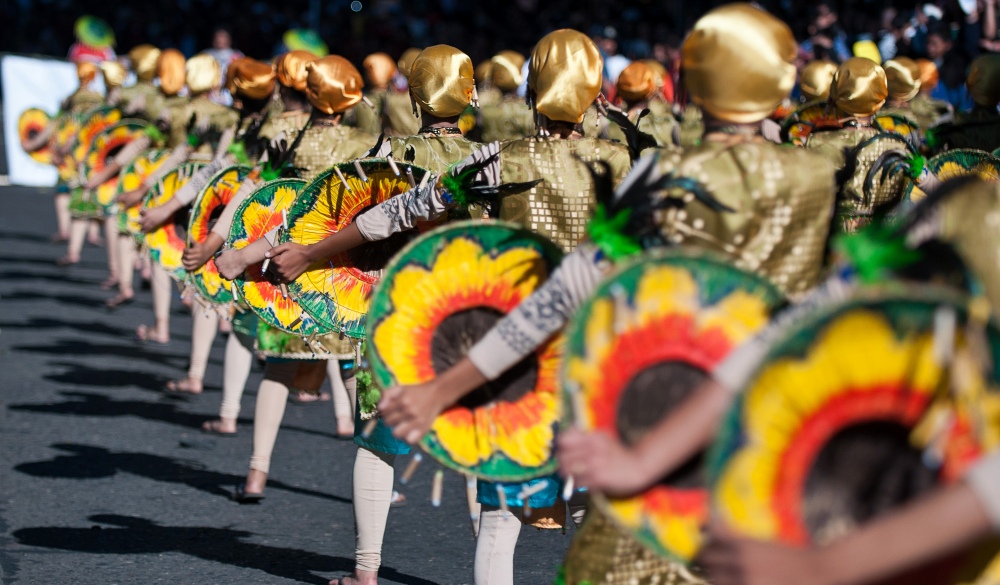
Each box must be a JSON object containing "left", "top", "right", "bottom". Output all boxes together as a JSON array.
[
  {"left": 50, "top": 232, "right": 69, "bottom": 243},
  {"left": 87, "top": 234, "right": 104, "bottom": 247},
  {"left": 244, "top": 468, "right": 268, "bottom": 494},
  {"left": 219, "top": 319, "right": 232, "bottom": 334},
  {"left": 135, "top": 324, "right": 169, "bottom": 345},
  {"left": 105, "top": 292, "right": 134, "bottom": 309},
  {"left": 99, "top": 274, "right": 119, "bottom": 290},
  {"left": 289, "top": 391, "right": 331, "bottom": 405},
  {"left": 165, "top": 378, "right": 203, "bottom": 394},
  {"left": 329, "top": 570, "right": 378, "bottom": 585},
  {"left": 56, "top": 256, "right": 79, "bottom": 266},
  {"left": 202, "top": 418, "right": 237, "bottom": 434}
]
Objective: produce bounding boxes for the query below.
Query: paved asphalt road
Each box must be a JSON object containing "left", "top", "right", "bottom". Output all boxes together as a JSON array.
[{"left": 0, "top": 186, "right": 570, "bottom": 584}]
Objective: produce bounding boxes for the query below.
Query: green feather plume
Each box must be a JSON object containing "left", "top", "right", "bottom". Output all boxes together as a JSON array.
[
  {"left": 834, "top": 223, "right": 922, "bottom": 284},
  {"left": 586, "top": 204, "right": 642, "bottom": 261}
]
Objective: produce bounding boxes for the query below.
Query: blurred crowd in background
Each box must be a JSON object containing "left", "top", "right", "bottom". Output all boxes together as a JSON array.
[{"left": 6, "top": 0, "right": 1000, "bottom": 111}]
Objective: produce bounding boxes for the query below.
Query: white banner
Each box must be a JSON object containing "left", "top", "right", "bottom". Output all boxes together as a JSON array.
[{"left": 2, "top": 55, "right": 104, "bottom": 187}]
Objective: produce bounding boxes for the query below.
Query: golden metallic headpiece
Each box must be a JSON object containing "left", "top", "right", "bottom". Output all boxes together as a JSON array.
[
  {"left": 408, "top": 45, "right": 475, "bottom": 118},
  {"left": 916, "top": 58, "right": 939, "bottom": 91},
  {"left": 682, "top": 3, "right": 797, "bottom": 123},
  {"left": 99, "top": 61, "right": 126, "bottom": 89},
  {"left": 226, "top": 58, "right": 276, "bottom": 101},
  {"left": 363, "top": 52, "right": 397, "bottom": 89},
  {"left": 305, "top": 55, "right": 364, "bottom": 114},
  {"left": 127, "top": 45, "right": 161, "bottom": 82},
  {"left": 490, "top": 50, "right": 525, "bottom": 93},
  {"left": 883, "top": 57, "right": 920, "bottom": 102},
  {"left": 275, "top": 50, "right": 318, "bottom": 92},
  {"left": 397, "top": 48, "right": 422, "bottom": 79},
  {"left": 185, "top": 53, "right": 220, "bottom": 96},
  {"left": 528, "top": 29, "right": 603, "bottom": 124},
  {"left": 157, "top": 49, "right": 186, "bottom": 97},
  {"left": 799, "top": 60, "right": 838, "bottom": 101},
  {"left": 968, "top": 55, "right": 1000, "bottom": 108},
  {"left": 617, "top": 61, "right": 657, "bottom": 103},
  {"left": 77, "top": 62, "right": 98, "bottom": 86},
  {"left": 830, "top": 57, "right": 887, "bottom": 117}
]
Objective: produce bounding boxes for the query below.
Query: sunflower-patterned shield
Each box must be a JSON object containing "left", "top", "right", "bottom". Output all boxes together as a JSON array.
[
  {"left": 84, "top": 120, "right": 149, "bottom": 213},
  {"left": 228, "top": 178, "right": 322, "bottom": 336},
  {"left": 283, "top": 159, "right": 431, "bottom": 338},
  {"left": 118, "top": 149, "right": 170, "bottom": 237},
  {"left": 780, "top": 100, "right": 839, "bottom": 145},
  {"left": 53, "top": 115, "right": 82, "bottom": 182},
  {"left": 876, "top": 112, "right": 920, "bottom": 144},
  {"left": 367, "top": 220, "right": 565, "bottom": 481},
  {"left": 562, "top": 249, "right": 783, "bottom": 563},
  {"left": 18, "top": 108, "right": 53, "bottom": 165},
  {"left": 908, "top": 149, "right": 1000, "bottom": 203},
  {"left": 709, "top": 287, "right": 1000, "bottom": 579},
  {"left": 187, "top": 164, "right": 251, "bottom": 305},
  {"left": 73, "top": 106, "right": 123, "bottom": 163},
  {"left": 142, "top": 162, "right": 206, "bottom": 281}
]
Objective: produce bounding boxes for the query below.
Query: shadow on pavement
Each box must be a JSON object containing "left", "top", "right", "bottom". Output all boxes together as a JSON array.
[
  {"left": 0, "top": 270, "right": 99, "bottom": 286},
  {"left": 42, "top": 362, "right": 173, "bottom": 392},
  {"left": 3, "top": 290, "right": 115, "bottom": 309},
  {"left": 13, "top": 514, "right": 441, "bottom": 585},
  {"left": 15, "top": 444, "right": 350, "bottom": 505},
  {"left": 8, "top": 391, "right": 237, "bottom": 430},
  {"left": 12, "top": 338, "right": 188, "bottom": 367},
  {"left": 1, "top": 317, "right": 136, "bottom": 338}
]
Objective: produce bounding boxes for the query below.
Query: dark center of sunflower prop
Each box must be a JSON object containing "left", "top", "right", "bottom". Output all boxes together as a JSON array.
[
  {"left": 803, "top": 421, "right": 937, "bottom": 545},
  {"left": 346, "top": 224, "right": 417, "bottom": 274},
  {"left": 173, "top": 207, "right": 191, "bottom": 242},
  {"left": 205, "top": 204, "right": 226, "bottom": 235},
  {"left": 618, "top": 361, "right": 708, "bottom": 489},
  {"left": 430, "top": 308, "right": 540, "bottom": 410}
]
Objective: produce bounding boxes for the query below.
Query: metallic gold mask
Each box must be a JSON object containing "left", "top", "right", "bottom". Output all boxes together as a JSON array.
[
  {"left": 799, "top": 60, "right": 838, "bottom": 101},
  {"left": 617, "top": 61, "right": 657, "bottom": 103},
  {"left": 186, "top": 53, "right": 221, "bottom": 96},
  {"left": 363, "top": 52, "right": 397, "bottom": 88},
  {"left": 157, "top": 49, "right": 186, "bottom": 97},
  {"left": 408, "top": 45, "right": 475, "bottom": 118},
  {"left": 830, "top": 57, "right": 887, "bottom": 117},
  {"left": 128, "top": 44, "right": 161, "bottom": 82},
  {"left": 490, "top": 50, "right": 525, "bottom": 93},
  {"left": 226, "top": 58, "right": 276, "bottom": 101},
  {"left": 883, "top": 57, "right": 920, "bottom": 102},
  {"left": 275, "top": 50, "right": 318, "bottom": 92},
  {"left": 682, "top": 3, "right": 797, "bottom": 123},
  {"left": 76, "top": 62, "right": 98, "bottom": 86},
  {"left": 528, "top": 29, "right": 603, "bottom": 124},
  {"left": 99, "top": 61, "right": 126, "bottom": 89},
  {"left": 305, "top": 55, "right": 364, "bottom": 114},
  {"left": 968, "top": 54, "right": 1000, "bottom": 108},
  {"left": 397, "top": 48, "right": 422, "bottom": 79}
]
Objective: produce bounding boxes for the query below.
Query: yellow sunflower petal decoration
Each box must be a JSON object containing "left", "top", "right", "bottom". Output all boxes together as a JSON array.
[
  {"left": 72, "top": 106, "right": 123, "bottom": 164},
  {"left": 780, "top": 100, "right": 839, "bottom": 145},
  {"left": 709, "top": 287, "right": 1000, "bottom": 579},
  {"left": 18, "top": 108, "right": 53, "bottom": 165},
  {"left": 367, "top": 220, "right": 565, "bottom": 481},
  {"left": 187, "top": 164, "right": 251, "bottom": 305},
  {"left": 142, "top": 162, "right": 206, "bottom": 281},
  {"left": 908, "top": 149, "right": 1000, "bottom": 203},
  {"left": 562, "top": 249, "right": 783, "bottom": 563},
  {"left": 84, "top": 120, "right": 149, "bottom": 213},
  {"left": 228, "top": 178, "right": 323, "bottom": 336},
  {"left": 875, "top": 112, "right": 920, "bottom": 143},
  {"left": 283, "top": 158, "right": 432, "bottom": 338},
  {"left": 118, "top": 149, "right": 170, "bottom": 238}
]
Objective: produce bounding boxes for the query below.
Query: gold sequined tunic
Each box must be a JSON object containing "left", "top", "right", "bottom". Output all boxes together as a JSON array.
[
  {"left": 478, "top": 96, "right": 535, "bottom": 143},
  {"left": 497, "top": 136, "right": 631, "bottom": 253}
]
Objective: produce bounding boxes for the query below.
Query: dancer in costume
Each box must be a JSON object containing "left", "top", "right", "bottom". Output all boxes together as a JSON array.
[
  {"left": 928, "top": 55, "right": 1000, "bottom": 153},
  {"left": 132, "top": 52, "right": 237, "bottom": 344},
  {"left": 803, "top": 57, "right": 938, "bottom": 232},
  {"left": 878, "top": 57, "right": 922, "bottom": 128},
  {"left": 371, "top": 6, "right": 841, "bottom": 583},
  {"left": 474, "top": 51, "right": 534, "bottom": 143},
  {"left": 798, "top": 60, "right": 837, "bottom": 104},
  {"left": 910, "top": 59, "right": 952, "bottom": 130},
  {"left": 22, "top": 62, "right": 103, "bottom": 248},
  {"left": 139, "top": 58, "right": 271, "bottom": 395},
  {"left": 354, "top": 52, "right": 397, "bottom": 136},
  {"left": 214, "top": 54, "right": 375, "bottom": 503},
  {"left": 119, "top": 45, "right": 163, "bottom": 121},
  {"left": 197, "top": 49, "right": 319, "bottom": 436},
  {"left": 606, "top": 60, "right": 678, "bottom": 151},
  {"left": 381, "top": 49, "right": 423, "bottom": 138}
]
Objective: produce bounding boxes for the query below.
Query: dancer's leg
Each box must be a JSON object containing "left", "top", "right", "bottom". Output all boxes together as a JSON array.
[
  {"left": 54, "top": 192, "right": 71, "bottom": 240},
  {"left": 60, "top": 218, "right": 87, "bottom": 264},
  {"left": 474, "top": 507, "right": 523, "bottom": 585},
  {"left": 203, "top": 332, "right": 254, "bottom": 433},
  {"left": 244, "top": 361, "right": 298, "bottom": 491}
]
